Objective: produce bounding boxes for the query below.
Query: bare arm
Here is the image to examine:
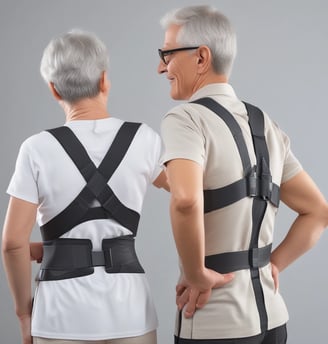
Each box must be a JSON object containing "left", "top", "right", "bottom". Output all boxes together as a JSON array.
[
  {"left": 271, "top": 170, "right": 328, "bottom": 272},
  {"left": 166, "top": 159, "right": 234, "bottom": 317},
  {"left": 2, "top": 196, "right": 38, "bottom": 344}
]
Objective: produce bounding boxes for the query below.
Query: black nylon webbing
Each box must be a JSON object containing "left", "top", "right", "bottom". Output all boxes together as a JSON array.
[
  {"left": 40, "top": 122, "right": 141, "bottom": 241},
  {"left": 192, "top": 98, "right": 252, "bottom": 172},
  {"left": 192, "top": 98, "right": 279, "bottom": 210},
  {"left": 190, "top": 98, "right": 270, "bottom": 333},
  {"left": 246, "top": 103, "right": 270, "bottom": 332}
]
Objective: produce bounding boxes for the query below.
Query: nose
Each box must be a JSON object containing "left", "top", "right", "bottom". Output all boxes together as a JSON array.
[{"left": 157, "top": 60, "right": 167, "bottom": 74}]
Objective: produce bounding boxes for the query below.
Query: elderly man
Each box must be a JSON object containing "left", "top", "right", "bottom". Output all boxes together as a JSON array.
[{"left": 157, "top": 5, "right": 328, "bottom": 344}]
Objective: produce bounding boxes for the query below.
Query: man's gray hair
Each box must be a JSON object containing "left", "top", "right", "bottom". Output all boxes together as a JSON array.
[
  {"left": 160, "top": 5, "right": 237, "bottom": 77},
  {"left": 40, "top": 29, "right": 109, "bottom": 103}
]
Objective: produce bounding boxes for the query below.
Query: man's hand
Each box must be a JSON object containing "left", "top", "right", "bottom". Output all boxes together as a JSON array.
[
  {"left": 176, "top": 269, "right": 234, "bottom": 318},
  {"left": 30, "top": 242, "right": 43, "bottom": 263}
]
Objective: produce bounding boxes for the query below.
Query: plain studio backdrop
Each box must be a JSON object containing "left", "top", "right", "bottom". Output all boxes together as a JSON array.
[{"left": 0, "top": 1, "right": 327, "bottom": 343}]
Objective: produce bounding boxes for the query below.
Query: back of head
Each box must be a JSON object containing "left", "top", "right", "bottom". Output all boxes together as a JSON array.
[
  {"left": 160, "top": 5, "right": 237, "bottom": 77},
  {"left": 40, "top": 29, "right": 109, "bottom": 103}
]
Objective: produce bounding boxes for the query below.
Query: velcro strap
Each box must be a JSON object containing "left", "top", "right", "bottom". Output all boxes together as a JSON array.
[
  {"left": 38, "top": 236, "right": 144, "bottom": 281},
  {"left": 205, "top": 243, "right": 272, "bottom": 274},
  {"left": 204, "top": 168, "right": 279, "bottom": 212}
]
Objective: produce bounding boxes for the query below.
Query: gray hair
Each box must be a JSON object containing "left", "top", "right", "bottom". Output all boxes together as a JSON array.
[
  {"left": 40, "top": 29, "right": 109, "bottom": 103},
  {"left": 160, "top": 5, "right": 237, "bottom": 77}
]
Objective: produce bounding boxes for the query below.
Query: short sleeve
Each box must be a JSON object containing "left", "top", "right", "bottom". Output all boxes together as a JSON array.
[
  {"left": 160, "top": 108, "right": 205, "bottom": 167},
  {"left": 7, "top": 139, "right": 39, "bottom": 204},
  {"left": 147, "top": 127, "right": 163, "bottom": 183},
  {"left": 276, "top": 122, "right": 303, "bottom": 183}
]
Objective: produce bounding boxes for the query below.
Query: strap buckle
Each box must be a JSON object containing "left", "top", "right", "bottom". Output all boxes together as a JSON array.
[
  {"left": 246, "top": 166, "right": 258, "bottom": 197},
  {"left": 246, "top": 165, "right": 273, "bottom": 201}
]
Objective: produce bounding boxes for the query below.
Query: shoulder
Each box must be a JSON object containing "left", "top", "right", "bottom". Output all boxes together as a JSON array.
[
  {"left": 163, "top": 102, "right": 203, "bottom": 119},
  {"left": 18, "top": 130, "right": 54, "bottom": 154},
  {"left": 161, "top": 103, "right": 205, "bottom": 134},
  {"left": 131, "top": 122, "right": 160, "bottom": 141},
  {"left": 124, "top": 122, "right": 161, "bottom": 155}
]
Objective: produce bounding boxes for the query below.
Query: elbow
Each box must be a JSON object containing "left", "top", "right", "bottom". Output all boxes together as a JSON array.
[
  {"left": 171, "top": 193, "right": 201, "bottom": 213},
  {"left": 1, "top": 237, "right": 27, "bottom": 255},
  {"left": 308, "top": 201, "right": 328, "bottom": 235}
]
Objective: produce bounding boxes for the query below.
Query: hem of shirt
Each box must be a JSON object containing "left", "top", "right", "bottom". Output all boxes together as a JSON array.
[
  {"left": 185, "top": 318, "right": 288, "bottom": 340},
  {"left": 32, "top": 324, "right": 158, "bottom": 341},
  {"left": 281, "top": 165, "right": 303, "bottom": 184},
  {"left": 6, "top": 189, "right": 38, "bottom": 205},
  {"left": 160, "top": 153, "right": 204, "bottom": 168}
]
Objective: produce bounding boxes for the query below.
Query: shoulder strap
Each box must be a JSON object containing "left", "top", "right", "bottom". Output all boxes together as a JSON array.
[
  {"left": 245, "top": 102, "right": 280, "bottom": 206},
  {"left": 191, "top": 97, "right": 252, "bottom": 172},
  {"left": 40, "top": 122, "right": 141, "bottom": 241},
  {"left": 191, "top": 97, "right": 274, "bottom": 332},
  {"left": 191, "top": 97, "right": 279, "bottom": 210}
]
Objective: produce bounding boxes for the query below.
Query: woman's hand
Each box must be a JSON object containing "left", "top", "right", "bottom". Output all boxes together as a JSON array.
[{"left": 30, "top": 242, "right": 43, "bottom": 263}]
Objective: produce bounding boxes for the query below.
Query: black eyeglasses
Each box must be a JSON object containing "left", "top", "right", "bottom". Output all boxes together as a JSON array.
[{"left": 158, "top": 46, "right": 199, "bottom": 65}]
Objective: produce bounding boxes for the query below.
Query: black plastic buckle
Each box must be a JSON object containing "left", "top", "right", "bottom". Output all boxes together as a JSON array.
[
  {"left": 260, "top": 174, "right": 273, "bottom": 201},
  {"left": 91, "top": 251, "right": 106, "bottom": 267},
  {"left": 246, "top": 166, "right": 258, "bottom": 197}
]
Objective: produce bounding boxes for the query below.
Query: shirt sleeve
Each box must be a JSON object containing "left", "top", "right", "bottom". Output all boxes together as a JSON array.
[
  {"left": 148, "top": 128, "right": 164, "bottom": 183},
  {"left": 276, "top": 122, "right": 303, "bottom": 183},
  {"left": 7, "top": 139, "right": 39, "bottom": 204},
  {"left": 160, "top": 108, "right": 205, "bottom": 167}
]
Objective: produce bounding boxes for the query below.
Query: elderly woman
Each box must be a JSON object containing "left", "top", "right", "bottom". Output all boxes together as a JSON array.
[{"left": 2, "top": 30, "right": 167, "bottom": 344}]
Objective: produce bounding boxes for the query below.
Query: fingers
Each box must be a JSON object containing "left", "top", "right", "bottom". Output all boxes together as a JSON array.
[
  {"left": 176, "top": 287, "right": 190, "bottom": 310},
  {"left": 212, "top": 272, "right": 234, "bottom": 288},
  {"left": 194, "top": 289, "right": 211, "bottom": 309},
  {"left": 183, "top": 288, "right": 212, "bottom": 318},
  {"left": 176, "top": 283, "right": 186, "bottom": 296},
  {"left": 183, "top": 288, "right": 199, "bottom": 318},
  {"left": 177, "top": 269, "right": 235, "bottom": 319}
]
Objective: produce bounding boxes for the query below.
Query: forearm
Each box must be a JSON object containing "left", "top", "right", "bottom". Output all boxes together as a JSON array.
[
  {"left": 271, "top": 213, "right": 326, "bottom": 272},
  {"left": 170, "top": 198, "right": 206, "bottom": 286},
  {"left": 2, "top": 245, "right": 33, "bottom": 317}
]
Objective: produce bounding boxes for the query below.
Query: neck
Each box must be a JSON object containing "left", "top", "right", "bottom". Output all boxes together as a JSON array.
[
  {"left": 62, "top": 96, "right": 110, "bottom": 122},
  {"left": 192, "top": 73, "right": 228, "bottom": 95}
]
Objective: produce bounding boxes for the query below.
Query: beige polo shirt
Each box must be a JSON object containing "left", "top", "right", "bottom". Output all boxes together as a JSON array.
[{"left": 161, "top": 83, "right": 302, "bottom": 339}]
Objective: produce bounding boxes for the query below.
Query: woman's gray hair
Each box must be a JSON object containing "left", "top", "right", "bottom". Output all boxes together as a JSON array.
[
  {"left": 40, "top": 29, "right": 109, "bottom": 103},
  {"left": 160, "top": 5, "right": 237, "bottom": 77}
]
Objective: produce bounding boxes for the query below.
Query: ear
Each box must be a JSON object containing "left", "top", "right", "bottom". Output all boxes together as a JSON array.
[
  {"left": 48, "top": 82, "right": 62, "bottom": 101},
  {"left": 99, "top": 71, "right": 111, "bottom": 94},
  {"left": 196, "top": 46, "right": 212, "bottom": 74}
]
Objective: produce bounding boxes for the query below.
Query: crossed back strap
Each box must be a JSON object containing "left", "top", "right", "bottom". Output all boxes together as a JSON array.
[
  {"left": 190, "top": 97, "right": 280, "bottom": 333},
  {"left": 40, "top": 122, "right": 141, "bottom": 241}
]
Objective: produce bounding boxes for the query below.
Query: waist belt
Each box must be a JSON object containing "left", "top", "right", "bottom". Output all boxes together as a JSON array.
[
  {"left": 205, "top": 243, "right": 272, "bottom": 274},
  {"left": 38, "top": 235, "right": 144, "bottom": 281}
]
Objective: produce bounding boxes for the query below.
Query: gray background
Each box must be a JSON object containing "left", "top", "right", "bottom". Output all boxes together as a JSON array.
[{"left": 0, "top": 0, "right": 327, "bottom": 343}]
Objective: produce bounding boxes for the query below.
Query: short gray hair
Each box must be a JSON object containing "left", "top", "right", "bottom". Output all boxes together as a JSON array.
[
  {"left": 160, "top": 5, "right": 237, "bottom": 77},
  {"left": 40, "top": 29, "right": 109, "bottom": 103}
]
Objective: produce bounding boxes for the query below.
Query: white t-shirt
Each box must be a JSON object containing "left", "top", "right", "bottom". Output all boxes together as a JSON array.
[{"left": 7, "top": 117, "right": 162, "bottom": 340}]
